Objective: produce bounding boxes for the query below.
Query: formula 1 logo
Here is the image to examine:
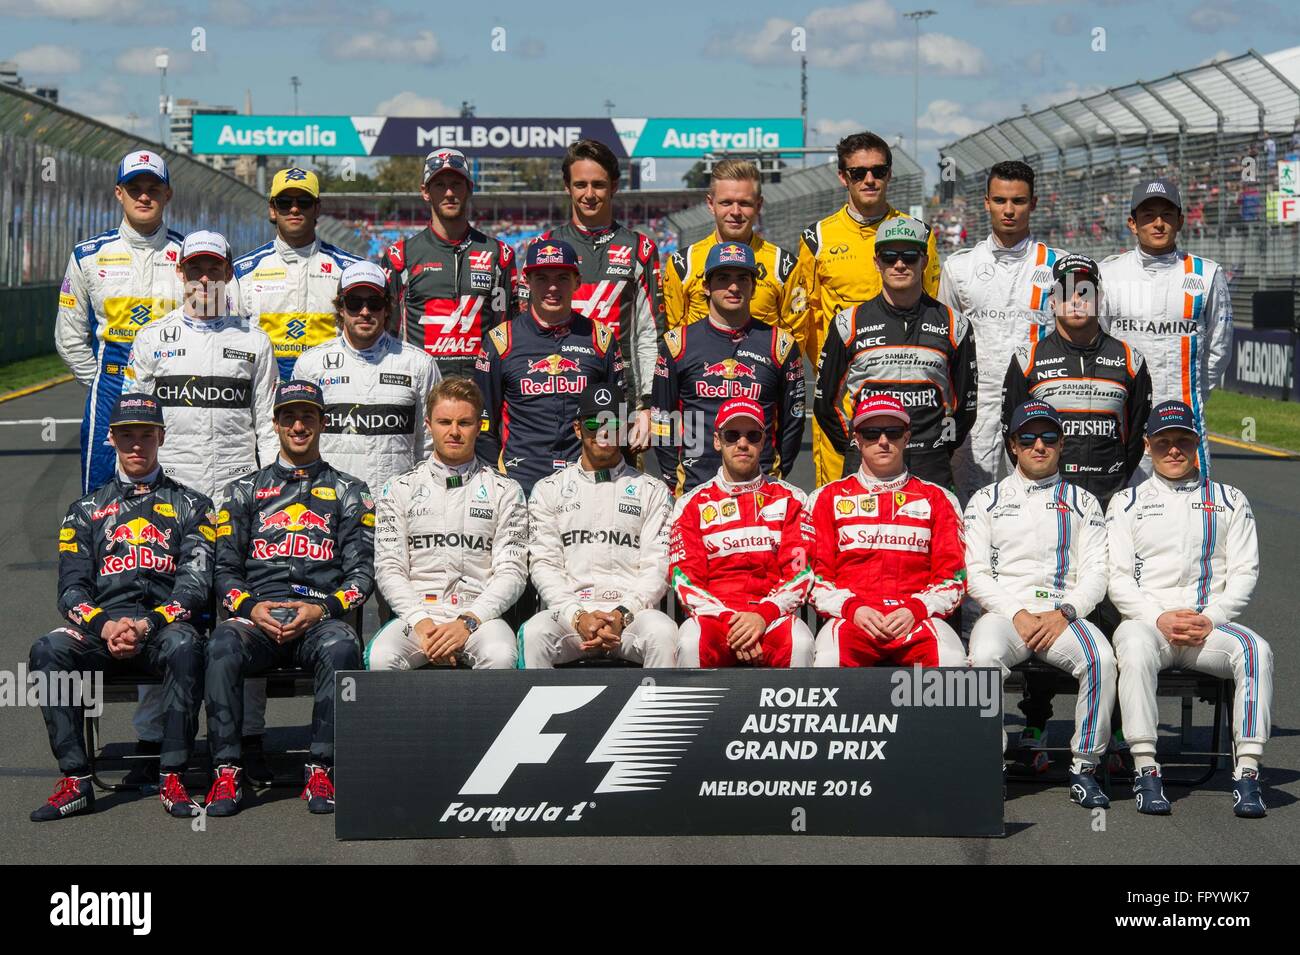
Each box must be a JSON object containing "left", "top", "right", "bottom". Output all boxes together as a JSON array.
[{"left": 459, "top": 684, "right": 726, "bottom": 795}]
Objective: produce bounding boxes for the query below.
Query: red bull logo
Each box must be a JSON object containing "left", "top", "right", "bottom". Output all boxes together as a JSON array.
[
  {"left": 101, "top": 545, "right": 176, "bottom": 576},
  {"left": 718, "top": 244, "right": 747, "bottom": 263},
  {"left": 533, "top": 244, "right": 566, "bottom": 265},
  {"left": 106, "top": 517, "right": 172, "bottom": 548},
  {"left": 258, "top": 503, "right": 331, "bottom": 533},
  {"left": 250, "top": 534, "right": 336, "bottom": 561},
  {"left": 521, "top": 354, "right": 586, "bottom": 396},
  {"left": 702, "top": 358, "right": 757, "bottom": 380},
  {"left": 697, "top": 358, "right": 762, "bottom": 399}
]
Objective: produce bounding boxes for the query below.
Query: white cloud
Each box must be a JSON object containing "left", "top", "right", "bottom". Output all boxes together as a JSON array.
[
  {"left": 62, "top": 81, "right": 150, "bottom": 136},
  {"left": 919, "top": 99, "right": 986, "bottom": 138},
  {"left": 332, "top": 29, "right": 440, "bottom": 63},
  {"left": 1198, "top": 50, "right": 1237, "bottom": 66},
  {"left": 810, "top": 118, "right": 868, "bottom": 146},
  {"left": 1188, "top": 4, "right": 1240, "bottom": 31},
  {"left": 711, "top": 4, "right": 985, "bottom": 77},
  {"left": 114, "top": 47, "right": 188, "bottom": 76},
  {"left": 0, "top": 0, "right": 142, "bottom": 17},
  {"left": 373, "top": 92, "right": 457, "bottom": 117},
  {"left": 12, "top": 44, "right": 81, "bottom": 76}
]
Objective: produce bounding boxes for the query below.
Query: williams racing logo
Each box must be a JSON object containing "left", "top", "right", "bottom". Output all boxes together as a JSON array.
[
  {"left": 101, "top": 518, "right": 175, "bottom": 575},
  {"left": 443, "top": 684, "right": 727, "bottom": 826},
  {"left": 522, "top": 354, "right": 587, "bottom": 396}
]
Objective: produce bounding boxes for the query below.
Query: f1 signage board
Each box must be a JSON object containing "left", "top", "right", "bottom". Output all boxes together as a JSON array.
[
  {"left": 192, "top": 115, "right": 804, "bottom": 158},
  {"left": 335, "top": 668, "right": 1003, "bottom": 840}
]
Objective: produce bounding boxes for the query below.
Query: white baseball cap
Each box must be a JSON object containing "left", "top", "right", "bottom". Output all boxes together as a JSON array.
[
  {"left": 117, "top": 149, "right": 170, "bottom": 185},
  {"left": 180, "top": 230, "right": 231, "bottom": 263},
  {"left": 339, "top": 260, "right": 387, "bottom": 293}
]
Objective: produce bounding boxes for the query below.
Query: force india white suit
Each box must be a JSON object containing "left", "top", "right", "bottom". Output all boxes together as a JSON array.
[
  {"left": 292, "top": 331, "right": 440, "bottom": 493},
  {"left": 938, "top": 234, "right": 1064, "bottom": 501},
  {"left": 1107, "top": 472, "right": 1272, "bottom": 771},
  {"left": 366, "top": 457, "right": 527, "bottom": 669},
  {"left": 1099, "top": 248, "right": 1233, "bottom": 478},
  {"left": 963, "top": 469, "right": 1116, "bottom": 771},
  {"left": 523, "top": 461, "right": 678, "bottom": 668}
]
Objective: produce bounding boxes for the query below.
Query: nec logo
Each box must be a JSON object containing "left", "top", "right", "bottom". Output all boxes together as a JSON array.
[{"left": 459, "top": 684, "right": 725, "bottom": 795}]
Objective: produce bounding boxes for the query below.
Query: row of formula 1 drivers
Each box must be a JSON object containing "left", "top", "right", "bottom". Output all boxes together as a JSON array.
[{"left": 30, "top": 370, "right": 1272, "bottom": 824}]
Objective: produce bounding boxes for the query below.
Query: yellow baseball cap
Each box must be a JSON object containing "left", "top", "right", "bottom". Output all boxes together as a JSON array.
[{"left": 269, "top": 167, "right": 320, "bottom": 199}]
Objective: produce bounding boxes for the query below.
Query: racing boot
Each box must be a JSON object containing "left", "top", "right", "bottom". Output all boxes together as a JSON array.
[
  {"left": 1069, "top": 767, "right": 1110, "bottom": 809},
  {"left": 204, "top": 764, "right": 244, "bottom": 817},
  {"left": 159, "top": 771, "right": 200, "bottom": 818},
  {"left": 1132, "top": 766, "right": 1172, "bottom": 815},
  {"left": 31, "top": 774, "right": 95, "bottom": 822},
  {"left": 302, "top": 763, "right": 335, "bottom": 815},
  {"left": 1232, "top": 769, "right": 1266, "bottom": 819}
]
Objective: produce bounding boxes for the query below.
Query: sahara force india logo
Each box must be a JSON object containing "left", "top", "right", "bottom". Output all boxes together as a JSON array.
[{"left": 442, "top": 684, "right": 726, "bottom": 825}]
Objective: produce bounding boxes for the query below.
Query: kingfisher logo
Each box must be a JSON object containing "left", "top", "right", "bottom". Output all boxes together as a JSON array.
[
  {"left": 457, "top": 684, "right": 726, "bottom": 796},
  {"left": 286, "top": 318, "right": 307, "bottom": 340}
]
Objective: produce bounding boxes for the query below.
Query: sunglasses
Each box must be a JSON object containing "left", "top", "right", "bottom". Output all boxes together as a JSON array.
[
  {"left": 856, "top": 426, "right": 907, "bottom": 441},
  {"left": 1015, "top": 431, "right": 1061, "bottom": 445},
  {"left": 582, "top": 418, "right": 623, "bottom": 432},
  {"left": 343, "top": 294, "right": 388, "bottom": 312},
  {"left": 877, "top": 250, "right": 922, "bottom": 266},
  {"left": 272, "top": 195, "right": 316, "bottom": 212},
  {"left": 844, "top": 164, "right": 891, "bottom": 182},
  {"left": 720, "top": 429, "right": 764, "bottom": 445}
]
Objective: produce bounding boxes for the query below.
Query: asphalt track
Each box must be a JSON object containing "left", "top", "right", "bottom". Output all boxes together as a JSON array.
[{"left": 2, "top": 381, "right": 1297, "bottom": 864}]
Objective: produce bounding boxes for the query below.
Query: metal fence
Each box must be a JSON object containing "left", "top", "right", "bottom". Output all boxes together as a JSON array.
[
  {"left": 666, "top": 149, "right": 926, "bottom": 252},
  {"left": 0, "top": 83, "right": 357, "bottom": 289},
  {"left": 938, "top": 49, "right": 1300, "bottom": 326}
]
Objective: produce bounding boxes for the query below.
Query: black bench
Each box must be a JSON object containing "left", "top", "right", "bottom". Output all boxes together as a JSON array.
[{"left": 1003, "top": 660, "right": 1231, "bottom": 788}]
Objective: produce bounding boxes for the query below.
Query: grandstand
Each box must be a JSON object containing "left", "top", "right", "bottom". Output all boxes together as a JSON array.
[
  {"left": 665, "top": 149, "right": 928, "bottom": 253},
  {"left": 938, "top": 47, "right": 1300, "bottom": 326}
]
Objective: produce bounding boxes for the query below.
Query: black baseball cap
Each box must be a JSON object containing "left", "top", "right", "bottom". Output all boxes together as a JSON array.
[
  {"left": 1130, "top": 177, "right": 1182, "bottom": 213},
  {"left": 273, "top": 380, "right": 325, "bottom": 412},
  {"left": 576, "top": 382, "right": 626, "bottom": 422},
  {"left": 1146, "top": 400, "right": 1198, "bottom": 436},
  {"left": 109, "top": 394, "right": 165, "bottom": 428},
  {"left": 1052, "top": 253, "right": 1101, "bottom": 287}
]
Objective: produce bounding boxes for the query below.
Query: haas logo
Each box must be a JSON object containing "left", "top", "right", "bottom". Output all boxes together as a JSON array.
[
  {"left": 607, "top": 245, "right": 632, "bottom": 267},
  {"left": 460, "top": 684, "right": 725, "bottom": 795}
]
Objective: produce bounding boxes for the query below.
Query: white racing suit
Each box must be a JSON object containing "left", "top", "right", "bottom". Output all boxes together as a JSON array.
[
  {"left": 523, "top": 461, "right": 678, "bottom": 668},
  {"left": 366, "top": 457, "right": 527, "bottom": 670},
  {"left": 938, "top": 234, "right": 1063, "bottom": 501},
  {"left": 963, "top": 469, "right": 1115, "bottom": 772},
  {"left": 1107, "top": 472, "right": 1272, "bottom": 772},
  {"left": 1099, "top": 248, "right": 1233, "bottom": 479}
]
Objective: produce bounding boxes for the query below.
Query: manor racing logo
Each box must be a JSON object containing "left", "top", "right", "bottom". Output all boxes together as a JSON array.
[{"left": 442, "top": 684, "right": 726, "bottom": 826}]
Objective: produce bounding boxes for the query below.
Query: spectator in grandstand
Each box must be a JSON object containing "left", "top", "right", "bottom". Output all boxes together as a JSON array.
[
  {"left": 814, "top": 214, "right": 976, "bottom": 491},
  {"left": 789, "top": 131, "right": 941, "bottom": 486},
  {"left": 652, "top": 241, "right": 804, "bottom": 496},
  {"left": 56, "top": 150, "right": 183, "bottom": 495},
  {"left": 669, "top": 398, "right": 814, "bottom": 668},
  {"left": 964, "top": 399, "right": 1115, "bottom": 809},
  {"left": 29, "top": 395, "right": 212, "bottom": 822},
  {"left": 233, "top": 167, "right": 363, "bottom": 380},
  {"left": 662, "top": 159, "right": 800, "bottom": 338},
  {"left": 203, "top": 380, "right": 374, "bottom": 817},
  {"left": 1108, "top": 401, "right": 1273, "bottom": 819},
  {"left": 806, "top": 393, "right": 967, "bottom": 668},
  {"left": 1099, "top": 178, "right": 1233, "bottom": 480},
  {"left": 366, "top": 377, "right": 526, "bottom": 671},
  {"left": 522, "top": 139, "right": 662, "bottom": 453},
  {"left": 380, "top": 148, "right": 519, "bottom": 380},
  {"left": 124, "top": 229, "right": 277, "bottom": 789},
  {"left": 474, "top": 238, "right": 626, "bottom": 495},
  {"left": 937, "top": 159, "right": 1067, "bottom": 501},
  {"left": 521, "top": 382, "right": 678, "bottom": 668}
]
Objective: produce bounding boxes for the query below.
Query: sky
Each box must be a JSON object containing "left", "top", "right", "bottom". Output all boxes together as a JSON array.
[{"left": 3, "top": 0, "right": 1296, "bottom": 187}]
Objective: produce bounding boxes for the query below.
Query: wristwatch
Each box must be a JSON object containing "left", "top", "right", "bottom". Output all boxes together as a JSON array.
[
  {"left": 614, "top": 605, "right": 634, "bottom": 627},
  {"left": 456, "top": 613, "right": 480, "bottom": 634},
  {"left": 1059, "top": 603, "right": 1078, "bottom": 623}
]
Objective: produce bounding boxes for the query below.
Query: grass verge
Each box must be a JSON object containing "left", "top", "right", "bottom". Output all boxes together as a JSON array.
[{"left": 1205, "top": 389, "right": 1300, "bottom": 455}]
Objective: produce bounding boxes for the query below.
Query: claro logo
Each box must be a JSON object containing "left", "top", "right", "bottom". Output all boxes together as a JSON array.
[{"left": 459, "top": 684, "right": 726, "bottom": 795}]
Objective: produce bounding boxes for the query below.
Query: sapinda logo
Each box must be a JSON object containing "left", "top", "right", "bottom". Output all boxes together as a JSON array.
[{"left": 460, "top": 684, "right": 726, "bottom": 795}]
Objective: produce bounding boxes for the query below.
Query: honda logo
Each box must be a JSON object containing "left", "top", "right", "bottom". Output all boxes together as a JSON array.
[
  {"left": 323, "top": 352, "right": 344, "bottom": 369},
  {"left": 160, "top": 325, "right": 180, "bottom": 343}
]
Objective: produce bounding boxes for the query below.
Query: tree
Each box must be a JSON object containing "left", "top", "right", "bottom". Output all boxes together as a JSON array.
[{"left": 682, "top": 161, "right": 710, "bottom": 189}]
